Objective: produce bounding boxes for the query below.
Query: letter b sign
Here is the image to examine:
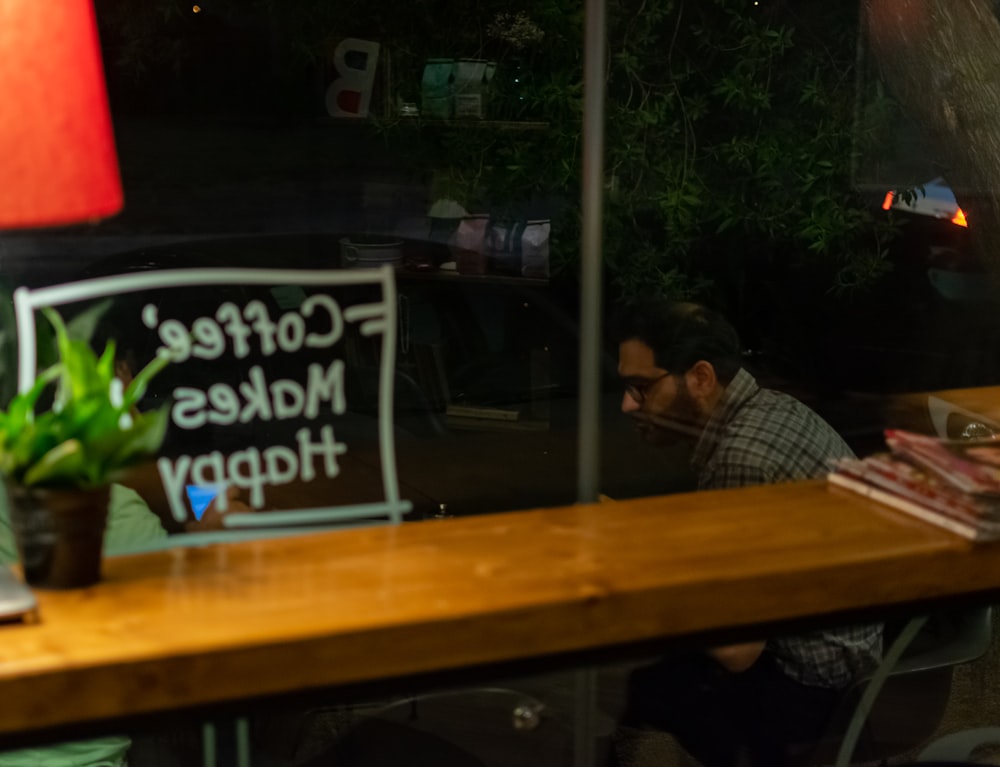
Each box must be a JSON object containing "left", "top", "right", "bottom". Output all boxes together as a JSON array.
[{"left": 326, "top": 38, "right": 380, "bottom": 118}]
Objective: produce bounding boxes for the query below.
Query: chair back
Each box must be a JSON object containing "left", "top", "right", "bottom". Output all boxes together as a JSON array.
[
  {"left": 293, "top": 688, "right": 572, "bottom": 767},
  {"left": 791, "top": 605, "right": 993, "bottom": 766},
  {"left": 916, "top": 725, "right": 1000, "bottom": 763}
]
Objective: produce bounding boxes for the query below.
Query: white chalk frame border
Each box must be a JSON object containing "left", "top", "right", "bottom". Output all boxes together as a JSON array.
[{"left": 13, "top": 266, "right": 412, "bottom": 537}]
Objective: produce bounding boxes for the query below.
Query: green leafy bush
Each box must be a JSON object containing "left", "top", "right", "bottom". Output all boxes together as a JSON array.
[{"left": 0, "top": 308, "right": 170, "bottom": 489}]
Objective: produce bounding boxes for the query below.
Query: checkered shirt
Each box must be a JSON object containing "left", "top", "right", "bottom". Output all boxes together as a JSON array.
[{"left": 691, "top": 368, "right": 882, "bottom": 689}]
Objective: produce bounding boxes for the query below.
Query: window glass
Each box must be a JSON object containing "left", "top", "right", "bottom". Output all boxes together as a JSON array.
[{"left": 1, "top": 1, "right": 997, "bottom": 766}]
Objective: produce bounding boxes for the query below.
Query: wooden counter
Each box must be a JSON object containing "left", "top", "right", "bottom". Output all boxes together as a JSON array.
[
  {"left": 885, "top": 385, "right": 1000, "bottom": 436},
  {"left": 2, "top": 477, "right": 1000, "bottom": 743},
  {"left": 927, "top": 385, "right": 1000, "bottom": 418},
  {"left": 1, "top": 385, "right": 999, "bottom": 745}
]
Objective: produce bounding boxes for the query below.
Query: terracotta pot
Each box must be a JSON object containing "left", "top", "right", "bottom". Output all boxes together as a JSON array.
[{"left": 7, "top": 485, "right": 110, "bottom": 589}]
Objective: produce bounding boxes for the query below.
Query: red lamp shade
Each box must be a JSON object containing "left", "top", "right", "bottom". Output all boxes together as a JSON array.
[{"left": 0, "top": 0, "right": 123, "bottom": 229}]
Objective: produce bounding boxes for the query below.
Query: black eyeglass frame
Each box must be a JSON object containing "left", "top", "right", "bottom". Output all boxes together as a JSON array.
[{"left": 622, "top": 370, "right": 671, "bottom": 404}]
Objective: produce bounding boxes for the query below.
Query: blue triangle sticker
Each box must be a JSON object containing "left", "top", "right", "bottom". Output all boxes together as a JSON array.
[{"left": 186, "top": 485, "right": 219, "bottom": 521}]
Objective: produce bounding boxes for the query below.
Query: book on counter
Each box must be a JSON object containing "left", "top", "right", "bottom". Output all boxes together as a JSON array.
[
  {"left": 827, "top": 429, "right": 1000, "bottom": 541},
  {"left": 884, "top": 429, "right": 1000, "bottom": 496}
]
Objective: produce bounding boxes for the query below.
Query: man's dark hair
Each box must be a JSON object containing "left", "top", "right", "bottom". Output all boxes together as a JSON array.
[{"left": 612, "top": 300, "right": 742, "bottom": 384}]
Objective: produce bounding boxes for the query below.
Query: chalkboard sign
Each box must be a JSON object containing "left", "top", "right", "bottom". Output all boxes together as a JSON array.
[{"left": 13, "top": 267, "right": 412, "bottom": 533}]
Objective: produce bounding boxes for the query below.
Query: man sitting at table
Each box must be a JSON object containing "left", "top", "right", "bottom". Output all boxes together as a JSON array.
[{"left": 608, "top": 299, "right": 881, "bottom": 767}]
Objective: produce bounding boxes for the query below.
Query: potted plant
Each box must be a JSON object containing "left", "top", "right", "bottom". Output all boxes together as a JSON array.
[{"left": 0, "top": 307, "right": 171, "bottom": 588}]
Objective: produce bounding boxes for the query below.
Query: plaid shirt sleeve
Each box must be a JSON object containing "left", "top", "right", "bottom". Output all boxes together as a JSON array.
[{"left": 692, "top": 370, "right": 882, "bottom": 688}]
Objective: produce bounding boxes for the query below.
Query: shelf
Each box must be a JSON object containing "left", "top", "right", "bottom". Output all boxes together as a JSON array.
[
  {"left": 396, "top": 118, "right": 549, "bottom": 131},
  {"left": 396, "top": 267, "right": 549, "bottom": 287},
  {"left": 320, "top": 116, "right": 548, "bottom": 131}
]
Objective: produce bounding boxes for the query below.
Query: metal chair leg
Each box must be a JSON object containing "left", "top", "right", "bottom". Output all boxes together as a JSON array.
[
  {"left": 201, "top": 722, "right": 217, "bottom": 767},
  {"left": 574, "top": 667, "right": 597, "bottom": 767},
  {"left": 833, "top": 616, "right": 929, "bottom": 767}
]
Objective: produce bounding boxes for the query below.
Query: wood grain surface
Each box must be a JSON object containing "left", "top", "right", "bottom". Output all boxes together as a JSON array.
[
  {"left": 0, "top": 476, "right": 997, "bottom": 740},
  {"left": 885, "top": 386, "right": 1000, "bottom": 435}
]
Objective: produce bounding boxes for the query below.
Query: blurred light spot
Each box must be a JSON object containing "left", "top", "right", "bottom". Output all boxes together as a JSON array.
[{"left": 193, "top": 5, "right": 201, "bottom": 12}]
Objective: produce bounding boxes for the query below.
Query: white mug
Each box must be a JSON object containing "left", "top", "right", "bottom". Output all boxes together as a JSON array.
[{"left": 339, "top": 236, "right": 403, "bottom": 268}]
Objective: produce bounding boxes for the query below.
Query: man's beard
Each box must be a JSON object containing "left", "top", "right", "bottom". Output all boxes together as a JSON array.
[{"left": 631, "top": 380, "right": 704, "bottom": 446}]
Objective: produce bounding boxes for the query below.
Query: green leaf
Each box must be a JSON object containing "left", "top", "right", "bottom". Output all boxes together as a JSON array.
[
  {"left": 22, "top": 439, "right": 88, "bottom": 487},
  {"left": 124, "top": 352, "right": 171, "bottom": 410},
  {"left": 109, "top": 407, "right": 171, "bottom": 469},
  {"left": 74, "top": 398, "right": 123, "bottom": 445},
  {"left": 66, "top": 299, "right": 112, "bottom": 348},
  {"left": 2, "top": 366, "right": 61, "bottom": 441},
  {"left": 1, "top": 307, "right": 172, "bottom": 488},
  {"left": 97, "top": 341, "right": 117, "bottom": 385}
]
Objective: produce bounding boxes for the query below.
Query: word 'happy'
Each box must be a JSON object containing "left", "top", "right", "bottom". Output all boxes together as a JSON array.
[{"left": 158, "top": 425, "right": 347, "bottom": 513}]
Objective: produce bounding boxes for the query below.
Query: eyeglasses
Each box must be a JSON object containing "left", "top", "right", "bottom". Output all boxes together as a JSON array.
[{"left": 623, "top": 371, "right": 671, "bottom": 404}]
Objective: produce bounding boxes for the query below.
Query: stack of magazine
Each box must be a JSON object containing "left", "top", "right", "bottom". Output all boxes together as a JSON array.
[{"left": 828, "top": 429, "right": 1000, "bottom": 541}]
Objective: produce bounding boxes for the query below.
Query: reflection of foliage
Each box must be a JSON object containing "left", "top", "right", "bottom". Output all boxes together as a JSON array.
[
  {"left": 375, "top": 0, "right": 898, "bottom": 309},
  {"left": 367, "top": 0, "right": 583, "bottom": 269},
  {"left": 96, "top": 0, "right": 551, "bottom": 75},
  {"left": 95, "top": 0, "right": 898, "bottom": 316},
  {"left": 487, "top": 12, "right": 545, "bottom": 49},
  {"left": 95, "top": 0, "right": 224, "bottom": 79},
  {"left": 603, "top": 0, "right": 896, "bottom": 306}
]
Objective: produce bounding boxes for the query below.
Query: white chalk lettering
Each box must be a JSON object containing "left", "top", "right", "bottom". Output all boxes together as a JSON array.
[
  {"left": 169, "top": 361, "right": 346, "bottom": 430},
  {"left": 157, "top": 426, "right": 348, "bottom": 514},
  {"left": 276, "top": 312, "right": 305, "bottom": 353},
  {"left": 158, "top": 455, "right": 191, "bottom": 522},
  {"left": 245, "top": 300, "right": 278, "bottom": 356},
  {"left": 192, "top": 451, "right": 226, "bottom": 488},
  {"left": 264, "top": 445, "right": 299, "bottom": 485},
  {"left": 158, "top": 318, "right": 192, "bottom": 363},
  {"left": 216, "top": 302, "right": 252, "bottom": 359},
  {"left": 271, "top": 378, "right": 305, "bottom": 419},
  {"left": 305, "top": 360, "right": 346, "bottom": 418},
  {"left": 191, "top": 316, "right": 226, "bottom": 359},
  {"left": 238, "top": 365, "right": 274, "bottom": 423},
  {"left": 173, "top": 387, "right": 209, "bottom": 429},
  {"left": 207, "top": 384, "right": 241, "bottom": 425},
  {"left": 14, "top": 268, "right": 405, "bottom": 529},
  {"left": 142, "top": 304, "right": 159, "bottom": 331},
  {"left": 227, "top": 448, "right": 267, "bottom": 508},
  {"left": 297, "top": 424, "right": 346, "bottom": 481},
  {"left": 144, "top": 294, "right": 347, "bottom": 360},
  {"left": 302, "top": 294, "right": 343, "bottom": 348}
]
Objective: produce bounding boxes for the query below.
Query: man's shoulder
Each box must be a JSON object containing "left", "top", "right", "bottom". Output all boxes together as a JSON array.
[
  {"left": 726, "top": 388, "right": 834, "bottom": 441},
  {"left": 700, "top": 387, "right": 854, "bottom": 488},
  {"left": 736, "top": 386, "right": 850, "bottom": 448},
  {"left": 744, "top": 384, "right": 819, "bottom": 417},
  {"left": 722, "top": 372, "right": 826, "bottom": 428}
]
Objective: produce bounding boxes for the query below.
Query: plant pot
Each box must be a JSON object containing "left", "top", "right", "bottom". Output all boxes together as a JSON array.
[{"left": 7, "top": 485, "right": 110, "bottom": 589}]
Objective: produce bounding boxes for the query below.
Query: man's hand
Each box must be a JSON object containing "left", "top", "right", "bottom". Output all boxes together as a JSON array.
[
  {"left": 184, "top": 486, "right": 253, "bottom": 533},
  {"left": 708, "top": 641, "right": 766, "bottom": 673}
]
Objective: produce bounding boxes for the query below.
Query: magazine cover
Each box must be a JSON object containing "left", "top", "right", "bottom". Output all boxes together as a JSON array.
[
  {"left": 829, "top": 455, "right": 1000, "bottom": 539},
  {"left": 827, "top": 471, "right": 990, "bottom": 540},
  {"left": 831, "top": 455, "right": 1000, "bottom": 521},
  {"left": 885, "top": 429, "right": 1000, "bottom": 497}
]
